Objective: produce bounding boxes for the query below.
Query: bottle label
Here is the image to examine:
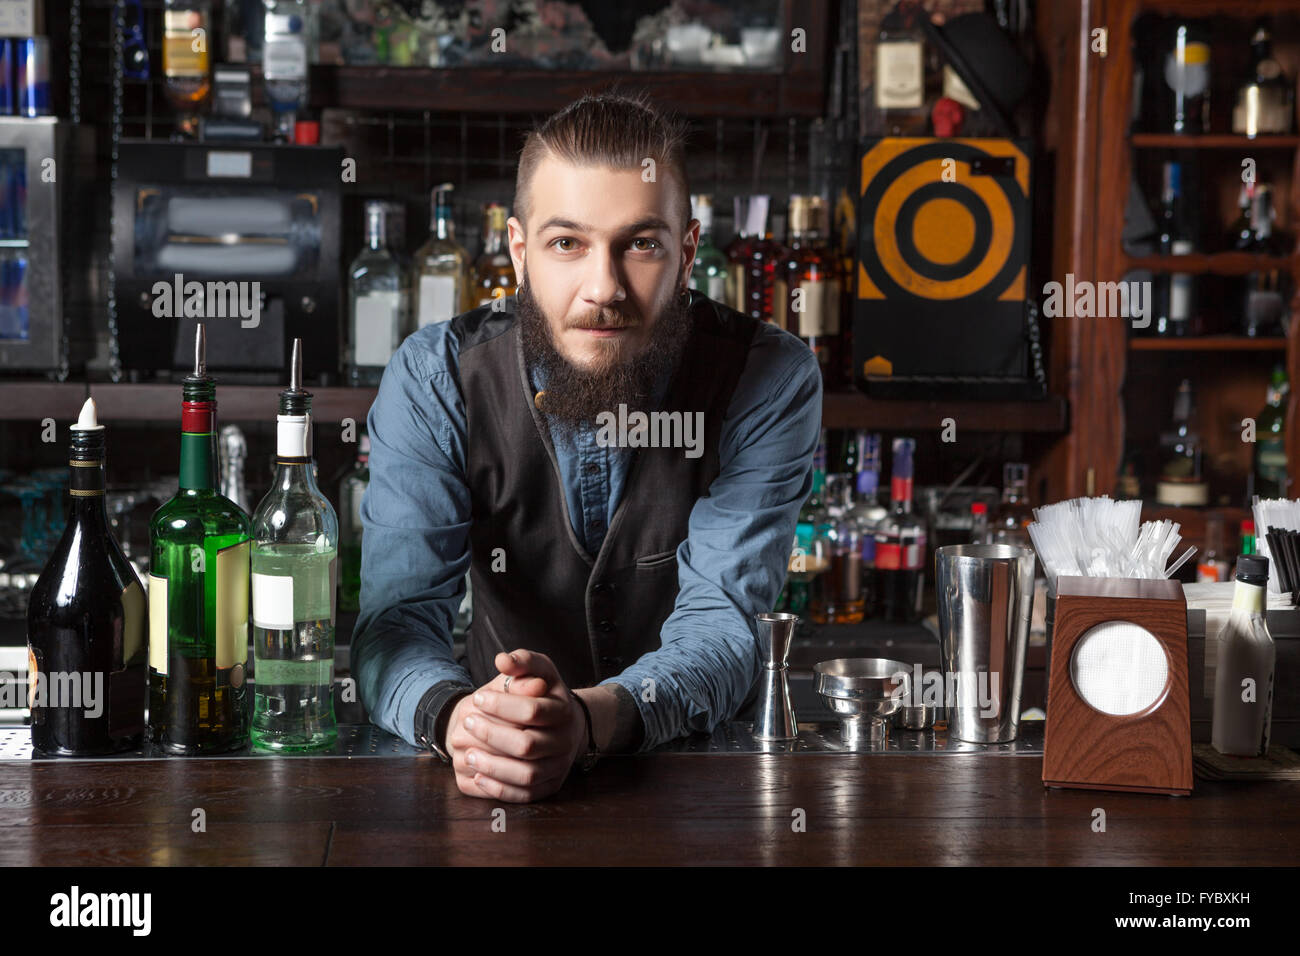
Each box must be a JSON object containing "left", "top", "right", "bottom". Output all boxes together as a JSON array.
[
  {"left": 876, "top": 39, "right": 924, "bottom": 109},
  {"left": 354, "top": 292, "right": 401, "bottom": 367},
  {"left": 1165, "top": 42, "right": 1210, "bottom": 97},
  {"left": 111, "top": 578, "right": 147, "bottom": 737},
  {"left": 27, "top": 645, "right": 40, "bottom": 718},
  {"left": 1232, "top": 581, "right": 1265, "bottom": 613},
  {"left": 163, "top": 13, "right": 208, "bottom": 77},
  {"left": 263, "top": 37, "right": 308, "bottom": 82},
  {"left": 772, "top": 277, "right": 788, "bottom": 328},
  {"left": 1258, "top": 439, "right": 1286, "bottom": 481},
  {"left": 215, "top": 541, "right": 250, "bottom": 676},
  {"left": 417, "top": 275, "right": 458, "bottom": 327},
  {"left": 148, "top": 574, "right": 168, "bottom": 676},
  {"left": 252, "top": 572, "right": 295, "bottom": 631},
  {"left": 793, "top": 279, "right": 832, "bottom": 336},
  {"left": 876, "top": 534, "right": 926, "bottom": 571}
]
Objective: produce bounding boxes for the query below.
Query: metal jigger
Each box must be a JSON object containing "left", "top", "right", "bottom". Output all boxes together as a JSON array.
[{"left": 753, "top": 612, "right": 799, "bottom": 740}]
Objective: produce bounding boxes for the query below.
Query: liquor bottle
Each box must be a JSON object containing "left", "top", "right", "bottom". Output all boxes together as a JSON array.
[
  {"left": 337, "top": 430, "right": 369, "bottom": 614},
  {"left": 786, "top": 430, "right": 831, "bottom": 616},
  {"left": 1227, "top": 183, "right": 1256, "bottom": 251},
  {"left": 263, "top": 0, "right": 311, "bottom": 141},
  {"left": 726, "top": 195, "right": 784, "bottom": 323},
  {"left": 412, "top": 183, "right": 469, "bottom": 328},
  {"left": 1241, "top": 519, "right": 1257, "bottom": 556},
  {"left": 1197, "top": 513, "right": 1229, "bottom": 582},
  {"left": 348, "top": 200, "right": 408, "bottom": 386},
  {"left": 162, "top": 1, "right": 212, "bottom": 138},
  {"left": 250, "top": 340, "right": 339, "bottom": 752},
  {"left": 218, "top": 424, "right": 249, "bottom": 513},
  {"left": 774, "top": 195, "right": 842, "bottom": 387},
  {"left": 1164, "top": 21, "right": 1211, "bottom": 135},
  {"left": 970, "top": 501, "right": 990, "bottom": 545},
  {"left": 688, "top": 194, "right": 729, "bottom": 304},
  {"left": 1242, "top": 185, "right": 1289, "bottom": 337},
  {"left": 1254, "top": 365, "right": 1288, "bottom": 498},
  {"left": 27, "top": 398, "right": 147, "bottom": 755},
  {"left": 470, "top": 202, "right": 517, "bottom": 308},
  {"left": 723, "top": 198, "right": 753, "bottom": 312},
  {"left": 1155, "top": 378, "right": 1207, "bottom": 507},
  {"left": 1232, "top": 21, "right": 1294, "bottom": 137},
  {"left": 847, "top": 432, "right": 886, "bottom": 617},
  {"left": 875, "top": 438, "right": 926, "bottom": 623},
  {"left": 810, "top": 476, "right": 863, "bottom": 625},
  {"left": 1212, "top": 554, "right": 1275, "bottom": 756},
  {"left": 991, "top": 463, "right": 1033, "bottom": 548},
  {"left": 1153, "top": 160, "right": 1196, "bottom": 337},
  {"left": 875, "top": 3, "right": 927, "bottom": 135},
  {"left": 148, "top": 325, "right": 252, "bottom": 754}
]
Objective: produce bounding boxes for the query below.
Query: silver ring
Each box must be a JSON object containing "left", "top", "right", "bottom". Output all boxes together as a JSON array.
[{"left": 503, "top": 675, "right": 512, "bottom": 692}]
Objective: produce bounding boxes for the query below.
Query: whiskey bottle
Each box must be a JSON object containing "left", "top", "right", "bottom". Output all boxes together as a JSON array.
[
  {"left": 148, "top": 325, "right": 252, "bottom": 754},
  {"left": 412, "top": 183, "right": 469, "bottom": 328},
  {"left": 470, "top": 202, "right": 517, "bottom": 308},
  {"left": 162, "top": 1, "right": 212, "bottom": 138},
  {"left": 774, "top": 195, "right": 842, "bottom": 387},
  {"left": 875, "top": 438, "right": 926, "bottom": 623}
]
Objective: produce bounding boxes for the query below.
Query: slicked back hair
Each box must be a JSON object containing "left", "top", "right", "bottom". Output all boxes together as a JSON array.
[{"left": 514, "top": 91, "right": 692, "bottom": 233}]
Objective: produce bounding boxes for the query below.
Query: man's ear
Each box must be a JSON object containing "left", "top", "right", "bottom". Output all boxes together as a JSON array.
[
  {"left": 507, "top": 215, "right": 527, "bottom": 287},
  {"left": 681, "top": 217, "right": 701, "bottom": 287}
]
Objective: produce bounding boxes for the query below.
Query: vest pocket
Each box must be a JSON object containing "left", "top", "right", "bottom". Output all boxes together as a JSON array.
[{"left": 635, "top": 549, "right": 679, "bottom": 570}]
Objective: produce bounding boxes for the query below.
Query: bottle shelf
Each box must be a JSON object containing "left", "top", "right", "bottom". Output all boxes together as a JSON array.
[
  {"left": 1129, "top": 336, "right": 1287, "bottom": 351},
  {"left": 1130, "top": 133, "right": 1300, "bottom": 149},
  {"left": 0, "top": 383, "right": 379, "bottom": 424},
  {"left": 1126, "top": 252, "right": 1297, "bottom": 275},
  {"left": 822, "top": 391, "right": 1068, "bottom": 433}
]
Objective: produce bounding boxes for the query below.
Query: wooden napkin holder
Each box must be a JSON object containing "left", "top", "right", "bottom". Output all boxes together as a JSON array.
[{"left": 1043, "top": 576, "right": 1193, "bottom": 796}]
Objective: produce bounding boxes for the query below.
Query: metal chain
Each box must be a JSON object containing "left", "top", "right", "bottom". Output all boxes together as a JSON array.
[
  {"left": 69, "top": 0, "right": 82, "bottom": 124},
  {"left": 106, "top": 0, "right": 125, "bottom": 383},
  {"left": 1025, "top": 299, "right": 1047, "bottom": 393}
]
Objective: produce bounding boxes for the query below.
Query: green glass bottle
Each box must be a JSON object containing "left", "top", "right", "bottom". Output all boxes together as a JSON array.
[
  {"left": 250, "top": 340, "right": 339, "bottom": 752},
  {"left": 1255, "top": 364, "right": 1288, "bottom": 499},
  {"left": 148, "top": 325, "right": 252, "bottom": 754},
  {"left": 689, "top": 194, "right": 730, "bottom": 304},
  {"left": 337, "top": 430, "right": 369, "bottom": 614}
]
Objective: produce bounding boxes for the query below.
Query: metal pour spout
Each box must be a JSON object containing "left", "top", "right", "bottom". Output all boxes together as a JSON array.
[{"left": 194, "top": 323, "right": 206, "bottom": 377}]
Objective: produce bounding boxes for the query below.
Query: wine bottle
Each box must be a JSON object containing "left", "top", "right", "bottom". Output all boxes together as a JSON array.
[
  {"left": 27, "top": 398, "right": 147, "bottom": 755},
  {"left": 1155, "top": 378, "right": 1207, "bottom": 507},
  {"left": 1212, "top": 555, "right": 1275, "bottom": 756},
  {"left": 1154, "top": 160, "right": 1196, "bottom": 336},
  {"left": 1254, "top": 365, "right": 1288, "bottom": 498},
  {"left": 875, "top": 437, "right": 926, "bottom": 623},
  {"left": 688, "top": 194, "right": 729, "bottom": 304},
  {"left": 1232, "top": 21, "right": 1294, "bottom": 137},
  {"left": 250, "top": 340, "right": 339, "bottom": 752},
  {"left": 148, "top": 324, "right": 252, "bottom": 754},
  {"left": 337, "top": 430, "right": 369, "bottom": 614}
]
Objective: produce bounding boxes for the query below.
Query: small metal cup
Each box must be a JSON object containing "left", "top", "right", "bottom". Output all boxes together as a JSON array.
[{"left": 752, "top": 612, "right": 799, "bottom": 740}]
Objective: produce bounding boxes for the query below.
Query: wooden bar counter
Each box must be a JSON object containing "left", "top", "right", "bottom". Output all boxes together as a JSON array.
[{"left": 1, "top": 723, "right": 1296, "bottom": 866}]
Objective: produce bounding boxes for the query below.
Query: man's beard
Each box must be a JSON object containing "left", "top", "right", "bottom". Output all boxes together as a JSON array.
[{"left": 516, "top": 268, "right": 694, "bottom": 431}]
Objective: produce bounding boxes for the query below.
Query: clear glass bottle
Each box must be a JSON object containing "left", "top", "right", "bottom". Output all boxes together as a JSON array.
[
  {"left": 875, "top": 4, "right": 927, "bottom": 135},
  {"left": 689, "top": 194, "right": 729, "bottom": 304},
  {"left": 847, "top": 432, "right": 886, "bottom": 617},
  {"left": 470, "top": 202, "right": 517, "bottom": 308},
  {"left": 348, "top": 200, "right": 408, "bottom": 386},
  {"left": 1242, "top": 185, "right": 1290, "bottom": 337},
  {"left": 250, "top": 340, "right": 339, "bottom": 752},
  {"left": 148, "top": 325, "right": 252, "bottom": 754},
  {"left": 1212, "top": 554, "right": 1275, "bottom": 756},
  {"left": 811, "top": 474, "right": 864, "bottom": 624},
  {"left": 1233, "top": 21, "right": 1293, "bottom": 137},
  {"left": 337, "top": 430, "right": 369, "bottom": 614},
  {"left": 970, "top": 501, "right": 990, "bottom": 545},
  {"left": 1156, "top": 379, "right": 1207, "bottom": 507},
  {"left": 412, "top": 183, "right": 469, "bottom": 328},
  {"left": 875, "top": 437, "right": 926, "bottom": 623},
  {"left": 262, "top": 0, "right": 311, "bottom": 140},
  {"left": 992, "top": 463, "right": 1033, "bottom": 547},
  {"left": 1165, "top": 21, "right": 1211, "bottom": 135},
  {"left": 162, "top": 1, "right": 212, "bottom": 138},
  {"left": 786, "top": 429, "right": 831, "bottom": 616}
]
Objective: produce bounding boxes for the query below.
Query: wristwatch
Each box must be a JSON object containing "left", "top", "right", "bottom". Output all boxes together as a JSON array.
[
  {"left": 414, "top": 682, "right": 475, "bottom": 765},
  {"left": 569, "top": 691, "right": 600, "bottom": 773}
]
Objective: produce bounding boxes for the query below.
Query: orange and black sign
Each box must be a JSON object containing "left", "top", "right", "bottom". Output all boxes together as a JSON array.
[{"left": 854, "top": 137, "right": 1033, "bottom": 396}]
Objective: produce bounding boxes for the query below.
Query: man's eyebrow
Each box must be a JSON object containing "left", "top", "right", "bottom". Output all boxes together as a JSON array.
[{"left": 537, "top": 215, "right": 674, "bottom": 235}]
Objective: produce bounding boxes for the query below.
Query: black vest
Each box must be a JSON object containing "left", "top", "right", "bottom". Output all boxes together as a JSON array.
[{"left": 455, "top": 291, "right": 758, "bottom": 688}]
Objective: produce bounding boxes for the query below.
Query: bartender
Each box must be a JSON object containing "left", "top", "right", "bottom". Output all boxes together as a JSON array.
[{"left": 354, "top": 92, "right": 821, "bottom": 802}]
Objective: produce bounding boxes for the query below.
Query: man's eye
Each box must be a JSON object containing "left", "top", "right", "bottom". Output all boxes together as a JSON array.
[
  {"left": 631, "top": 238, "right": 660, "bottom": 251},
  {"left": 551, "top": 238, "right": 577, "bottom": 251}
]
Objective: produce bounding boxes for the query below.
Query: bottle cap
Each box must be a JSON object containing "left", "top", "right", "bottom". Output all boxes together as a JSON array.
[
  {"left": 1236, "top": 554, "right": 1269, "bottom": 581},
  {"left": 293, "top": 120, "right": 320, "bottom": 145},
  {"left": 1242, "top": 519, "right": 1256, "bottom": 533},
  {"left": 971, "top": 501, "right": 987, "bottom": 515}
]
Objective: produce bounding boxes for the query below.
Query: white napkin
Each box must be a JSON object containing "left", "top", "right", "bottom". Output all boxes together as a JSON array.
[{"left": 1069, "top": 622, "right": 1169, "bottom": 716}]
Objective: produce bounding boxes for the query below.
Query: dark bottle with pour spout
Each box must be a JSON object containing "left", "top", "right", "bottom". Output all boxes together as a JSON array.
[{"left": 27, "top": 398, "right": 147, "bottom": 755}]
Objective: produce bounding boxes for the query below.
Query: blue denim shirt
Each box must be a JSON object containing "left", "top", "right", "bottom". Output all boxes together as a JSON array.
[{"left": 353, "top": 303, "right": 822, "bottom": 751}]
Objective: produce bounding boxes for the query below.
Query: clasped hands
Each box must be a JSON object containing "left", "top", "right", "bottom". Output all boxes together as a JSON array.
[{"left": 445, "top": 649, "right": 588, "bottom": 803}]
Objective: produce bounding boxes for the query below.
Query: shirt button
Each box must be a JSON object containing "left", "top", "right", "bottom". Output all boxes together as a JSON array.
[
  {"left": 593, "top": 582, "right": 614, "bottom": 594},
  {"left": 584, "top": 462, "right": 599, "bottom": 475}
]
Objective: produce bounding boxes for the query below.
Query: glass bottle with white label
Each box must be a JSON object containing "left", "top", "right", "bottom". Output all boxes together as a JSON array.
[
  {"left": 689, "top": 194, "right": 729, "bottom": 304},
  {"left": 250, "top": 340, "right": 339, "bottom": 752},
  {"left": 262, "top": 0, "right": 312, "bottom": 141},
  {"left": 412, "top": 182, "right": 469, "bottom": 328},
  {"left": 348, "top": 201, "right": 407, "bottom": 386}
]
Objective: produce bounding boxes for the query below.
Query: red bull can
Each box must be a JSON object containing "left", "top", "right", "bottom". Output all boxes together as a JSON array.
[{"left": 16, "top": 36, "right": 50, "bottom": 117}]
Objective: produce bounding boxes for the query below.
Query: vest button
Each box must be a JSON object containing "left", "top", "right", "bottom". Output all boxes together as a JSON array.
[
  {"left": 600, "top": 655, "right": 623, "bottom": 670},
  {"left": 597, "top": 619, "right": 615, "bottom": 632},
  {"left": 593, "top": 582, "right": 614, "bottom": 594}
]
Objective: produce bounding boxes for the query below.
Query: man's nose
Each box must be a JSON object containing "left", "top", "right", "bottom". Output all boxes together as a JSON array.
[{"left": 581, "top": 245, "right": 626, "bottom": 307}]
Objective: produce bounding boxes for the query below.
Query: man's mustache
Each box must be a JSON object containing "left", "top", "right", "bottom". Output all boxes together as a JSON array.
[{"left": 566, "top": 310, "right": 641, "bottom": 331}]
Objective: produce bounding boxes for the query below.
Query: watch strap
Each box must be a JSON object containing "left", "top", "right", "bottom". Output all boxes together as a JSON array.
[{"left": 414, "top": 681, "right": 475, "bottom": 764}]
